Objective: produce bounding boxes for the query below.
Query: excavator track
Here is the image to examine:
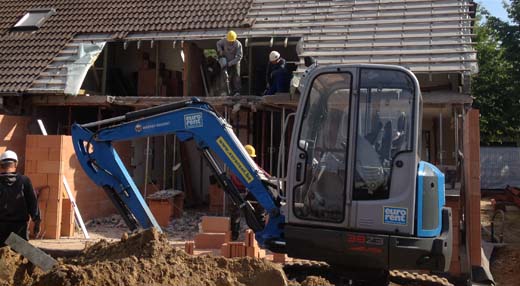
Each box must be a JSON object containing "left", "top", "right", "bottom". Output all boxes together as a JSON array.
[
  {"left": 283, "top": 261, "right": 453, "bottom": 286},
  {"left": 389, "top": 270, "right": 453, "bottom": 286}
]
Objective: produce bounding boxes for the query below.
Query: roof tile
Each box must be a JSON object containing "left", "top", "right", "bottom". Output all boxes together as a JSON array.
[{"left": 0, "top": 0, "right": 253, "bottom": 93}]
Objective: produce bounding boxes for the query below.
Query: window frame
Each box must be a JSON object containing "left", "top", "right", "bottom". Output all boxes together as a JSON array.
[
  {"left": 12, "top": 8, "right": 56, "bottom": 31},
  {"left": 352, "top": 67, "right": 417, "bottom": 201},
  {"left": 292, "top": 71, "right": 353, "bottom": 223}
]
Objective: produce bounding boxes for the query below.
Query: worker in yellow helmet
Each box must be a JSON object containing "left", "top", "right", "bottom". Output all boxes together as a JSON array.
[
  {"left": 216, "top": 31, "right": 243, "bottom": 96},
  {"left": 228, "top": 144, "right": 267, "bottom": 240},
  {"left": 244, "top": 144, "right": 256, "bottom": 158}
]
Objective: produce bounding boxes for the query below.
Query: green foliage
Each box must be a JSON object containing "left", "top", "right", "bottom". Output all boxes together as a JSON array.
[{"left": 472, "top": 2, "right": 520, "bottom": 145}]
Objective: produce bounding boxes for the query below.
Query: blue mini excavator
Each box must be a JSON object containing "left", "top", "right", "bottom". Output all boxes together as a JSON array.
[{"left": 71, "top": 64, "right": 452, "bottom": 282}]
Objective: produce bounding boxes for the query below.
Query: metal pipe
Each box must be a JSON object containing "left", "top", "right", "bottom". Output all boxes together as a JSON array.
[
  {"left": 223, "top": 106, "right": 228, "bottom": 214},
  {"left": 439, "top": 111, "right": 443, "bottom": 166},
  {"left": 155, "top": 43, "right": 160, "bottom": 97},
  {"left": 101, "top": 45, "right": 108, "bottom": 95},
  {"left": 163, "top": 135, "right": 167, "bottom": 189},
  {"left": 270, "top": 111, "right": 274, "bottom": 173},
  {"left": 248, "top": 45, "right": 253, "bottom": 95},
  {"left": 172, "top": 134, "right": 177, "bottom": 189},
  {"left": 144, "top": 137, "right": 150, "bottom": 197}
]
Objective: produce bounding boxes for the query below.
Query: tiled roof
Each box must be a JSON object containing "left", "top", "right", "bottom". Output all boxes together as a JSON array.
[
  {"left": 244, "top": 0, "right": 477, "bottom": 75},
  {"left": 0, "top": 0, "right": 253, "bottom": 93}
]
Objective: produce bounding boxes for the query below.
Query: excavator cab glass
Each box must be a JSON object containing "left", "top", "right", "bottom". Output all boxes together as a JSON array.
[
  {"left": 293, "top": 72, "right": 352, "bottom": 222},
  {"left": 353, "top": 68, "right": 415, "bottom": 200}
]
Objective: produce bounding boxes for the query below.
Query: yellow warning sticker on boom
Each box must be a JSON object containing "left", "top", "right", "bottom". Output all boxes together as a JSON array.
[{"left": 216, "top": 136, "right": 254, "bottom": 183}]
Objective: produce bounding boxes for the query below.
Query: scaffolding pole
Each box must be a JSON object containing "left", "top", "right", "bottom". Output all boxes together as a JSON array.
[
  {"left": 270, "top": 111, "right": 274, "bottom": 173},
  {"left": 144, "top": 137, "right": 150, "bottom": 197}
]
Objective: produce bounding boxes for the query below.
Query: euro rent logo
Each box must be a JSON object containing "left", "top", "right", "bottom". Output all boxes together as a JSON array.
[{"left": 383, "top": 207, "right": 407, "bottom": 225}]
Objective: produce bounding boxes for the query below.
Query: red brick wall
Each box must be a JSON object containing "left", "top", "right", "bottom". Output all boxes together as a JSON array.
[{"left": 26, "top": 135, "right": 134, "bottom": 238}]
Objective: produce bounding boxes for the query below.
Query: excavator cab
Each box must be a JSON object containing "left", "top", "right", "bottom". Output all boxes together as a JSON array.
[{"left": 285, "top": 65, "right": 452, "bottom": 272}]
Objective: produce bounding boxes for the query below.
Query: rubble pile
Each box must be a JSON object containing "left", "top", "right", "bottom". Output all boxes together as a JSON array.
[{"left": 85, "top": 214, "right": 125, "bottom": 228}]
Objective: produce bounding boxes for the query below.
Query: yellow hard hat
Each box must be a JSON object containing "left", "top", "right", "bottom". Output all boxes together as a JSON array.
[
  {"left": 227, "top": 30, "right": 237, "bottom": 42},
  {"left": 244, "top": 144, "right": 256, "bottom": 158}
]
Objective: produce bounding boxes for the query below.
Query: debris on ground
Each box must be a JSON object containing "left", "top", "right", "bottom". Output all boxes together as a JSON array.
[
  {"left": 85, "top": 214, "right": 126, "bottom": 228},
  {"left": 299, "top": 276, "right": 334, "bottom": 286},
  {"left": 147, "top": 189, "right": 183, "bottom": 199},
  {"left": 490, "top": 245, "right": 520, "bottom": 286},
  {"left": 163, "top": 210, "right": 205, "bottom": 240}
]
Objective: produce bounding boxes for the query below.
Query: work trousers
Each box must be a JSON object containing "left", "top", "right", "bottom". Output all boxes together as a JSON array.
[
  {"left": 0, "top": 221, "right": 28, "bottom": 247},
  {"left": 224, "top": 64, "right": 241, "bottom": 95}
]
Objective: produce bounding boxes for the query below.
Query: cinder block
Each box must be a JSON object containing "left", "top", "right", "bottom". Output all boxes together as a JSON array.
[
  {"left": 148, "top": 199, "right": 173, "bottom": 227},
  {"left": 246, "top": 246, "right": 259, "bottom": 258},
  {"left": 245, "top": 229, "right": 258, "bottom": 247},
  {"left": 201, "top": 216, "right": 230, "bottom": 233},
  {"left": 220, "top": 243, "right": 230, "bottom": 258},
  {"left": 37, "top": 161, "right": 61, "bottom": 174},
  {"left": 273, "top": 252, "right": 286, "bottom": 263},
  {"left": 25, "top": 160, "right": 38, "bottom": 173},
  {"left": 26, "top": 173, "right": 48, "bottom": 188},
  {"left": 60, "top": 198, "right": 75, "bottom": 237},
  {"left": 46, "top": 174, "right": 61, "bottom": 189},
  {"left": 35, "top": 135, "right": 62, "bottom": 148},
  {"left": 25, "top": 135, "right": 37, "bottom": 148},
  {"left": 194, "top": 232, "right": 231, "bottom": 249},
  {"left": 258, "top": 249, "right": 266, "bottom": 259},
  {"left": 25, "top": 147, "right": 50, "bottom": 161},
  {"left": 184, "top": 241, "right": 194, "bottom": 255},
  {"left": 48, "top": 148, "right": 62, "bottom": 161},
  {"left": 229, "top": 242, "right": 246, "bottom": 258}
]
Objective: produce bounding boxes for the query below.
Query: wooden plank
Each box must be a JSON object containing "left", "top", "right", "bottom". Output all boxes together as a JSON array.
[{"left": 463, "top": 108, "right": 481, "bottom": 267}]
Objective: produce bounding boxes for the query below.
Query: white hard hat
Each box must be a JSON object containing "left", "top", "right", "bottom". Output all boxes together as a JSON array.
[
  {"left": 0, "top": 150, "right": 18, "bottom": 162},
  {"left": 269, "top": 51, "right": 280, "bottom": 62}
]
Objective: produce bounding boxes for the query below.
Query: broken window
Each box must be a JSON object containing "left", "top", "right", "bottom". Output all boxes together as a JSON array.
[{"left": 12, "top": 9, "right": 56, "bottom": 31}]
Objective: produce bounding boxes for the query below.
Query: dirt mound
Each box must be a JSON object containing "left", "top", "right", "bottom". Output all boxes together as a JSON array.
[
  {"left": 491, "top": 245, "right": 520, "bottom": 286},
  {"left": 35, "top": 228, "right": 287, "bottom": 286},
  {"left": 299, "top": 276, "right": 333, "bottom": 286},
  {"left": 0, "top": 247, "right": 40, "bottom": 286}
]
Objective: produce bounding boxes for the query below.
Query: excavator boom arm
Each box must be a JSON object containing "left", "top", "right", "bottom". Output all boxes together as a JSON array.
[{"left": 71, "top": 99, "right": 284, "bottom": 246}]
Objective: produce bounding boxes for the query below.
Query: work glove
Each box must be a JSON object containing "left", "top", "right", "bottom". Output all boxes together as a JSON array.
[{"left": 33, "top": 220, "right": 41, "bottom": 237}]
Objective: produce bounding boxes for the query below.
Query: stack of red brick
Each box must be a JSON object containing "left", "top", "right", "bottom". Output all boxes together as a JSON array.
[
  {"left": 194, "top": 216, "right": 231, "bottom": 249},
  {"left": 147, "top": 191, "right": 184, "bottom": 227},
  {"left": 221, "top": 229, "right": 266, "bottom": 259},
  {"left": 25, "top": 135, "right": 76, "bottom": 239}
]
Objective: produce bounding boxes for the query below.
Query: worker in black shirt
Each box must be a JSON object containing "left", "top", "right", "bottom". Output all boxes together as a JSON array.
[
  {"left": 265, "top": 51, "right": 291, "bottom": 95},
  {"left": 0, "top": 150, "right": 40, "bottom": 247}
]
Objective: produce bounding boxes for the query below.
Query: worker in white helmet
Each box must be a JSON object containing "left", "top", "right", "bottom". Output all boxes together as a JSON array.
[
  {"left": 265, "top": 51, "right": 290, "bottom": 95},
  {"left": 0, "top": 150, "right": 40, "bottom": 247},
  {"left": 216, "top": 31, "right": 243, "bottom": 96}
]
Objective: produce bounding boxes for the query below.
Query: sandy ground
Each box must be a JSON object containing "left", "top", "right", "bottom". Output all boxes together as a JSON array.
[
  {"left": 15, "top": 199, "right": 520, "bottom": 286},
  {"left": 480, "top": 197, "right": 520, "bottom": 286}
]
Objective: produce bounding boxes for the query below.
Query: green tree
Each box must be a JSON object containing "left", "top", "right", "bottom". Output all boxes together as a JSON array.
[{"left": 472, "top": 2, "right": 520, "bottom": 145}]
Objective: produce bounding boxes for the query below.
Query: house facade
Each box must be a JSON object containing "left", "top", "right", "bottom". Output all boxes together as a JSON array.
[{"left": 0, "top": 0, "right": 480, "bottom": 278}]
